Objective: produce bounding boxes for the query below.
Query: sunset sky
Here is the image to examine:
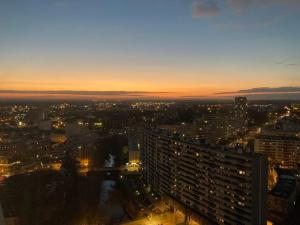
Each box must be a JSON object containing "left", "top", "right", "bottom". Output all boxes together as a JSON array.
[{"left": 0, "top": 0, "right": 300, "bottom": 99}]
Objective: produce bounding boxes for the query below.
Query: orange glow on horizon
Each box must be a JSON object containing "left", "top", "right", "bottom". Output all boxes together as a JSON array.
[
  {"left": 2, "top": 69, "right": 295, "bottom": 99},
  {"left": 0, "top": 92, "right": 208, "bottom": 100}
]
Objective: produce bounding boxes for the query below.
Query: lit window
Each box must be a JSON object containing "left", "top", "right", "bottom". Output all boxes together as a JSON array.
[{"left": 239, "top": 170, "right": 246, "bottom": 175}]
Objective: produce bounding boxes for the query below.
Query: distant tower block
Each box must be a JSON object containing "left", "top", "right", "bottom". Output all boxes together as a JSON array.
[{"left": 235, "top": 96, "right": 247, "bottom": 109}]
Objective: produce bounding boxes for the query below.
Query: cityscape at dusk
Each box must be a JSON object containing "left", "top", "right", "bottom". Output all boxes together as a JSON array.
[{"left": 0, "top": 1, "right": 300, "bottom": 225}]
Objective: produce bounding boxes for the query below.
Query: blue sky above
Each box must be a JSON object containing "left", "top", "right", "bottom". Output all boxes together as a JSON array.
[{"left": 0, "top": 0, "right": 299, "bottom": 99}]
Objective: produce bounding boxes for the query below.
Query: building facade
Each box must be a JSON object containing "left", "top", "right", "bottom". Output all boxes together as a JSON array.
[
  {"left": 235, "top": 97, "right": 247, "bottom": 109},
  {"left": 255, "top": 136, "right": 300, "bottom": 169},
  {"left": 255, "top": 120, "right": 300, "bottom": 169},
  {"left": 141, "top": 127, "right": 268, "bottom": 225}
]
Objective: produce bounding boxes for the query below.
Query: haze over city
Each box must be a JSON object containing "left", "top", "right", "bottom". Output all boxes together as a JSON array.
[{"left": 1, "top": 0, "right": 300, "bottom": 100}]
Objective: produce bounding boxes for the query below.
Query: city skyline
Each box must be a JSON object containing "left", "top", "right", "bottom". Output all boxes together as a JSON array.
[
  {"left": 1, "top": 0, "right": 300, "bottom": 100},
  {"left": 1, "top": 87, "right": 300, "bottom": 100}
]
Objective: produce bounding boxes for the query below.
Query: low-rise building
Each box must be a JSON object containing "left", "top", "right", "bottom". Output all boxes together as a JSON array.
[{"left": 268, "top": 169, "right": 297, "bottom": 215}]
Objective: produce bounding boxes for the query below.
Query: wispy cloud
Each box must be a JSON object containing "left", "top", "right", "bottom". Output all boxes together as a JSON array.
[
  {"left": 275, "top": 58, "right": 300, "bottom": 66},
  {"left": 193, "top": 0, "right": 220, "bottom": 17},
  {"left": 182, "top": 88, "right": 300, "bottom": 100},
  {"left": 213, "top": 86, "right": 300, "bottom": 100},
  {"left": 216, "top": 86, "right": 300, "bottom": 95},
  {"left": 275, "top": 59, "right": 287, "bottom": 65},
  {"left": 0, "top": 90, "right": 169, "bottom": 97},
  {"left": 227, "top": 0, "right": 300, "bottom": 13},
  {"left": 192, "top": 0, "right": 300, "bottom": 18},
  {"left": 181, "top": 95, "right": 210, "bottom": 98}
]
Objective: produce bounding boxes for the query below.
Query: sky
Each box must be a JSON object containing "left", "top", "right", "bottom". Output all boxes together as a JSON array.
[{"left": 0, "top": 0, "right": 300, "bottom": 100}]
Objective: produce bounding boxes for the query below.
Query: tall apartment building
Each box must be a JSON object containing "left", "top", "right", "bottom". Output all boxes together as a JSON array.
[
  {"left": 235, "top": 97, "right": 247, "bottom": 109},
  {"left": 141, "top": 127, "right": 268, "bottom": 225},
  {"left": 195, "top": 98, "right": 248, "bottom": 145},
  {"left": 255, "top": 119, "right": 300, "bottom": 169},
  {"left": 196, "top": 112, "right": 232, "bottom": 144},
  {"left": 233, "top": 96, "right": 248, "bottom": 134}
]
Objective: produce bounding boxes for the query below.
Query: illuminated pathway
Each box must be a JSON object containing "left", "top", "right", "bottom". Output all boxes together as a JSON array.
[{"left": 120, "top": 211, "right": 202, "bottom": 225}]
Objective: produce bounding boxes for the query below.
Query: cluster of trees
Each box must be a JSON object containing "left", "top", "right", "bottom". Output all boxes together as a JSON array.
[{"left": 93, "top": 135, "right": 129, "bottom": 168}]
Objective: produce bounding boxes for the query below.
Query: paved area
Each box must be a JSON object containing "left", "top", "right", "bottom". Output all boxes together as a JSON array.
[{"left": 120, "top": 211, "right": 201, "bottom": 225}]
